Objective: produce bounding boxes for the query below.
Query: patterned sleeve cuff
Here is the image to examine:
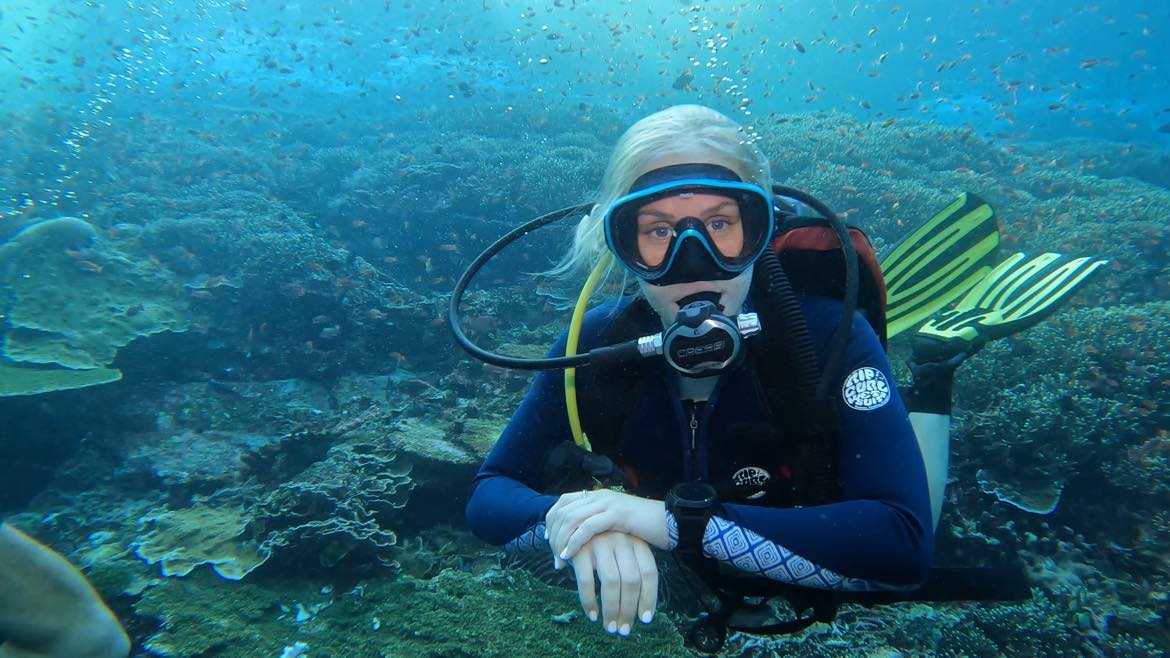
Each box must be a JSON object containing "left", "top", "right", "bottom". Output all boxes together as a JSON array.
[
  {"left": 665, "top": 510, "right": 679, "bottom": 550},
  {"left": 665, "top": 510, "right": 718, "bottom": 551},
  {"left": 503, "top": 522, "right": 550, "bottom": 554},
  {"left": 700, "top": 516, "right": 906, "bottom": 592},
  {"left": 667, "top": 512, "right": 908, "bottom": 592}
]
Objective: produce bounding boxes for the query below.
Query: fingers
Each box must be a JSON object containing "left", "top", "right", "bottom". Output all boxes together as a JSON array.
[
  {"left": 544, "top": 491, "right": 580, "bottom": 567},
  {"left": 591, "top": 540, "right": 623, "bottom": 634},
  {"left": 610, "top": 538, "right": 642, "bottom": 636},
  {"left": 632, "top": 540, "right": 659, "bottom": 624},
  {"left": 572, "top": 533, "right": 661, "bottom": 638},
  {"left": 571, "top": 548, "right": 599, "bottom": 623},
  {"left": 560, "top": 511, "right": 615, "bottom": 565},
  {"left": 546, "top": 490, "right": 592, "bottom": 543},
  {"left": 548, "top": 491, "right": 609, "bottom": 569}
]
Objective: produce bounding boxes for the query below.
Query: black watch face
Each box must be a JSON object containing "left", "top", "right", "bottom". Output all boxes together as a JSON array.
[{"left": 671, "top": 481, "right": 717, "bottom": 507}]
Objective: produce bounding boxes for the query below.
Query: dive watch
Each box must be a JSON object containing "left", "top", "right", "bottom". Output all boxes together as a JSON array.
[{"left": 666, "top": 481, "right": 718, "bottom": 553}]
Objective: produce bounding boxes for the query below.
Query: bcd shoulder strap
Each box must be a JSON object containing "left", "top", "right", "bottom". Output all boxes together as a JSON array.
[{"left": 772, "top": 216, "right": 889, "bottom": 348}]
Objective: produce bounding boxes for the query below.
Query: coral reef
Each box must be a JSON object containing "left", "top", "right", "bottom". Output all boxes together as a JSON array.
[
  {"left": 252, "top": 436, "right": 414, "bottom": 570},
  {"left": 753, "top": 111, "right": 1170, "bottom": 307},
  {"left": 0, "top": 215, "right": 189, "bottom": 395},
  {"left": 131, "top": 554, "right": 689, "bottom": 658},
  {"left": 134, "top": 503, "right": 268, "bottom": 580},
  {"left": 950, "top": 301, "right": 1169, "bottom": 514},
  {"left": 117, "top": 431, "right": 416, "bottom": 582}
]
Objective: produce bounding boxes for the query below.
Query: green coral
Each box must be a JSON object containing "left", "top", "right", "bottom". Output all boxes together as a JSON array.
[
  {"left": 133, "top": 569, "right": 288, "bottom": 657},
  {"left": 0, "top": 215, "right": 189, "bottom": 395},
  {"left": 133, "top": 562, "right": 690, "bottom": 658},
  {"left": 0, "top": 359, "right": 121, "bottom": 396},
  {"left": 134, "top": 503, "right": 270, "bottom": 581}
]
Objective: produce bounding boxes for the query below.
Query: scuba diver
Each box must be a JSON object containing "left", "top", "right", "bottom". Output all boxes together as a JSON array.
[{"left": 453, "top": 104, "right": 1104, "bottom": 652}]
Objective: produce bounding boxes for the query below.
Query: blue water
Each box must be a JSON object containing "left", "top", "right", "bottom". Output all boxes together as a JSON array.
[{"left": 2, "top": 0, "right": 1168, "bottom": 210}]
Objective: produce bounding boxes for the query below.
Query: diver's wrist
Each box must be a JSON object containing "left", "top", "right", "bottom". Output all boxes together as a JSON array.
[{"left": 665, "top": 482, "right": 718, "bottom": 554}]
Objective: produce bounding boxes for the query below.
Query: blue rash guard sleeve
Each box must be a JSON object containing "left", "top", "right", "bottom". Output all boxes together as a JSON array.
[
  {"left": 704, "top": 300, "right": 933, "bottom": 587},
  {"left": 465, "top": 300, "right": 627, "bottom": 549},
  {"left": 464, "top": 345, "right": 567, "bottom": 548}
]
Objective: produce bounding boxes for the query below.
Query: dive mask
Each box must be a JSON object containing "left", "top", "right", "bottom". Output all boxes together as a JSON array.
[{"left": 604, "top": 163, "right": 775, "bottom": 286}]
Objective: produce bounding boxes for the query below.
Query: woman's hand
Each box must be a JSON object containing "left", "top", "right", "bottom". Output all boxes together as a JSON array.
[
  {"left": 567, "top": 531, "right": 659, "bottom": 635},
  {"left": 545, "top": 489, "right": 669, "bottom": 569}
]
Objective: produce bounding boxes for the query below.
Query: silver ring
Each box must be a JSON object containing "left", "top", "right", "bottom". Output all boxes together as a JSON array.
[{"left": 581, "top": 490, "right": 588, "bottom": 501}]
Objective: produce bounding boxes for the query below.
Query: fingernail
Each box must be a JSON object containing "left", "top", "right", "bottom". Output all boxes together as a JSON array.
[
  {"left": 641, "top": 610, "right": 653, "bottom": 623},
  {"left": 588, "top": 610, "right": 598, "bottom": 622},
  {"left": 552, "top": 558, "right": 560, "bottom": 571},
  {"left": 543, "top": 529, "right": 548, "bottom": 540},
  {"left": 619, "top": 623, "right": 630, "bottom": 636},
  {"left": 558, "top": 549, "right": 568, "bottom": 560},
  {"left": 606, "top": 621, "right": 617, "bottom": 634}
]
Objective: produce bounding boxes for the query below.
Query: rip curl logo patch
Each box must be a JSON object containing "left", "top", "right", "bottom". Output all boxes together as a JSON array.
[
  {"left": 732, "top": 466, "right": 771, "bottom": 500},
  {"left": 842, "top": 367, "right": 891, "bottom": 411}
]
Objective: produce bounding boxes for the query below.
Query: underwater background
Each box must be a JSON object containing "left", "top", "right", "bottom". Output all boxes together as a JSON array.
[{"left": 1, "top": 0, "right": 1168, "bottom": 656}]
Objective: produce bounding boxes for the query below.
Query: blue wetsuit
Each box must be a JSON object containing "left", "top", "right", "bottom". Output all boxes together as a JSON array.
[{"left": 466, "top": 293, "right": 933, "bottom": 590}]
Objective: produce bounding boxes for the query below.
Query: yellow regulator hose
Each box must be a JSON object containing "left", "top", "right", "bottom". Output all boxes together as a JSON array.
[{"left": 564, "top": 250, "right": 612, "bottom": 451}]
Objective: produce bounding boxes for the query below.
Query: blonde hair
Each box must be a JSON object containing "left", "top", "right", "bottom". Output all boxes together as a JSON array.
[{"left": 547, "top": 105, "right": 773, "bottom": 295}]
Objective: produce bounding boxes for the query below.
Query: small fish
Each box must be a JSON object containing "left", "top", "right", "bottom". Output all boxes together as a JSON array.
[
  {"left": 1157, "top": 123, "right": 1170, "bottom": 134},
  {"left": 671, "top": 68, "right": 694, "bottom": 90},
  {"left": 319, "top": 325, "right": 342, "bottom": 340},
  {"left": 793, "top": 39, "right": 805, "bottom": 53},
  {"left": 75, "top": 259, "right": 102, "bottom": 273},
  {"left": 125, "top": 303, "right": 145, "bottom": 317}
]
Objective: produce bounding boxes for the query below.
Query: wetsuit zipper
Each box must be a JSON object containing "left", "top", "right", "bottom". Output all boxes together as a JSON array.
[{"left": 689, "top": 405, "right": 700, "bottom": 478}]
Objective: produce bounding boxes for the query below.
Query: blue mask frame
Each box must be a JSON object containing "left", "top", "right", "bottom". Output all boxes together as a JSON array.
[{"left": 603, "top": 164, "right": 775, "bottom": 284}]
